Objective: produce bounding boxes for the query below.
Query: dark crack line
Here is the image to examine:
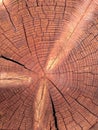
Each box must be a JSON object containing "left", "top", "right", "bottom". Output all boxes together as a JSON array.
[
  {"left": 66, "top": 92, "right": 97, "bottom": 124},
  {"left": 49, "top": 93, "right": 59, "bottom": 130},
  {"left": 25, "top": 0, "right": 34, "bottom": 22},
  {"left": 89, "top": 121, "right": 98, "bottom": 130},
  {"left": 41, "top": 4, "right": 47, "bottom": 18},
  {"left": 62, "top": 0, "right": 66, "bottom": 18},
  {"left": 75, "top": 98, "right": 98, "bottom": 118},
  {"left": 47, "top": 78, "right": 71, "bottom": 107},
  {"left": 33, "top": 39, "right": 45, "bottom": 73},
  {"left": 58, "top": 111, "right": 68, "bottom": 130},
  {"left": 1, "top": 84, "right": 36, "bottom": 125},
  {"left": 47, "top": 78, "right": 95, "bottom": 128},
  {"left": 49, "top": 121, "right": 52, "bottom": 130},
  {"left": 80, "top": 93, "right": 98, "bottom": 106},
  {"left": 0, "top": 84, "right": 33, "bottom": 122},
  {"left": 0, "top": 26, "right": 21, "bottom": 52},
  {"left": 7, "top": 104, "right": 21, "bottom": 128},
  {"left": 0, "top": 55, "right": 36, "bottom": 73},
  {"left": 1, "top": 103, "right": 21, "bottom": 128},
  {"left": 29, "top": 100, "right": 35, "bottom": 129},
  {"left": 36, "top": 0, "right": 39, "bottom": 6},
  {"left": 61, "top": 90, "right": 97, "bottom": 126},
  {"left": 0, "top": 55, "right": 24, "bottom": 67},
  {"left": 7, "top": 87, "right": 33, "bottom": 129},
  {"left": 59, "top": 102, "right": 83, "bottom": 130},
  {"left": 69, "top": 109, "right": 83, "bottom": 130},
  {"left": 0, "top": 89, "right": 24, "bottom": 105},
  {"left": 21, "top": 17, "right": 32, "bottom": 55},
  {"left": 69, "top": 48, "right": 98, "bottom": 64},
  {"left": 77, "top": 109, "right": 92, "bottom": 126},
  {"left": 2, "top": 0, "right": 16, "bottom": 31},
  {"left": 17, "top": 106, "right": 26, "bottom": 130}
]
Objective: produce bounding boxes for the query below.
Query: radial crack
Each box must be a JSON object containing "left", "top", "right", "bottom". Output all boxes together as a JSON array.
[
  {"left": 36, "top": 0, "right": 39, "bottom": 6},
  {"left": 21, "top": 17, "right": 32, "bottom": 55},
  {"left": 47, "top": 78, "right": 71, "bottom": 107},
  {"left": 2, "top": 0, "right": 16, "bottom": 31},
  {"left": 49, "top": 93, "right": 59, "bottom": 130},
  {"left": 25, "top": 0, "right": 34, "bottom": 22},
  {"left": 0, "top": 26, "right": 21, "bottom": 52},
  {"left": 33, "top": 40, "right": 45, "bottom": 73},
  {"left": 58, "top": 111, "right": 68, "bottom": 130},
  {"left": 75, "top": 98, "right": 98, "bottom": 118},
  {"left": 89, "top": 121, "right": 98, "bottom": 130},
  {"left": 0, "top": 55, "right": 35, "bottom": 73}
]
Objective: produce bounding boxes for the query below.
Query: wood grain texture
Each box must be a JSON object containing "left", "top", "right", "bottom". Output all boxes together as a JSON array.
[{"left": 0, "top": 0, "right": 98, "bottom": 130}]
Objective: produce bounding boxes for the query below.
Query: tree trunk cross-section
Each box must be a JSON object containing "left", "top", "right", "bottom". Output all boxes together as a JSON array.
[{"left": 0, "top": 0, "right": 98, "bottom": 130}]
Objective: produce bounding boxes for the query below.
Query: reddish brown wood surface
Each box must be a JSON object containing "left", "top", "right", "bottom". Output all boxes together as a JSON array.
[{"left": 0, "top": 0, "right": 98, "bottom": 130}]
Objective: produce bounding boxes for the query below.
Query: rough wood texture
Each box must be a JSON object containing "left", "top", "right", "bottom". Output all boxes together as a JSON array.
[{"left": 0, "top": 0, "right": 98, "bottom": 130}]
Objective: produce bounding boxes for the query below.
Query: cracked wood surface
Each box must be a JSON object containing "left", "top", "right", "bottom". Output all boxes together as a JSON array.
[{"left": 0, "top": 0, "right": 98, "bottom": 130}]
